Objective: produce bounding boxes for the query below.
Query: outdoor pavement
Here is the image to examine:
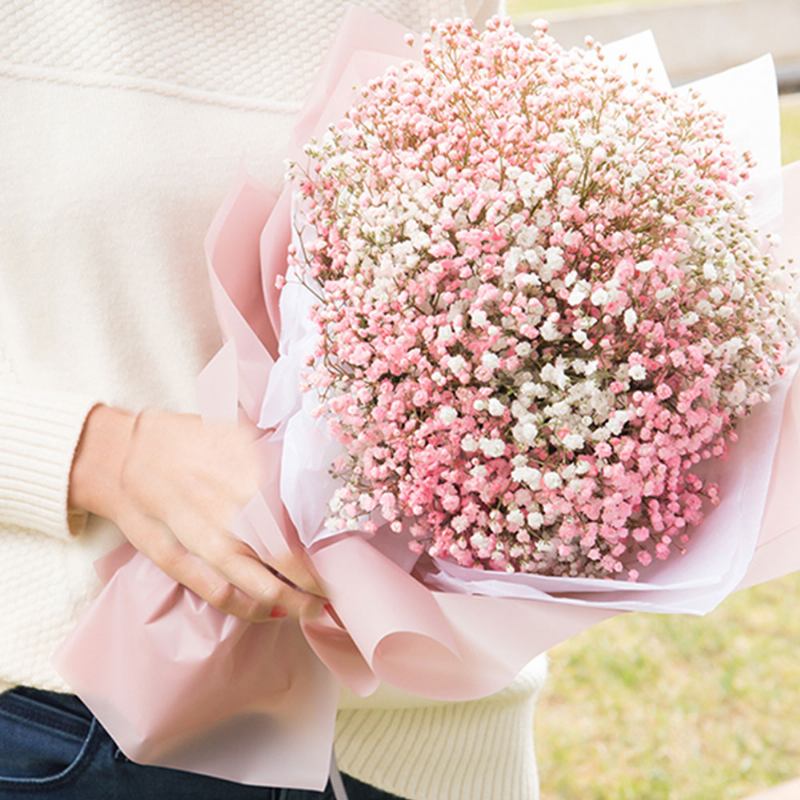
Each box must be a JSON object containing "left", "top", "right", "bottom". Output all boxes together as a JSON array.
[{"left": 746, "top": 779, "right": 800, "bottom": 799}]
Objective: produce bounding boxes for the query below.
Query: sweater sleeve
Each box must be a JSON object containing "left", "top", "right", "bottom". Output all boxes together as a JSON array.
[{"left": 0, "top": 383, "right": 105, "bottom": 541}]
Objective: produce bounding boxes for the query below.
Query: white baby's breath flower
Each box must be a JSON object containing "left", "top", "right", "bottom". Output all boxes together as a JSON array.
[
  {"left": 513, "top": 421, "right": 539, "bottom": 447},
  {"left": 527, "top": 511, "right": 544, "bottom": 529},
  {"left": 629, "top": 364, "right": 647, "bottom": 381},
  {"left": 504, "top": 247, "right": 524, "bottom": 272},
  {"left": 575, "top": 460, "right": 591, "bottom": 475},
  {"left": 410, "top": 230, "right": 431, "bottom": 250},
  {"left": 655, "top": 288, "right": 673, "bottom": 302},
  {"left": 488, "top": 398, "right": 505, "bottom": 417},
  {"left": 682, "top": 311, "right": 700, "bottom": 327},
  {"left": 541, "top": 362, "right": 568, "bottom": 390},
  {"left": 567, "top": 153, "right": 584, "bottom": 171},
  {"left": 512, "top": 465, "right": 542, "bottom": 489},
  {"left": 697, "top": 299, "right": 713, "bottom": 316},
  {"left": 517, "top": 171, "right": 537, "bottom": 193},
  {"left": 479, "top": 437, "right": 506, "bottom": 458},
  {"left": 563, "top": 433, "right": 585, "bottom": 450},
  {"left": 507, "top": 508, "right": 525, "bottom": 527},
  {"left": 540, "top": 318, "right": 560, "bottom": 341},
  {"left": 452, "top": 515, "right": 469, "bottom": 533},
  {"left": 447, "top": 354, "right": 468, "bottom": 373},
  {"left": 608, "top": 409, "right": 629, "bottom": 435},
  {"left": 437, "top": 324, "right": 454, "bottom": 341},
  {"left": 461, "top": 435, "right": 479, "bottom": 453},
  {"left": 568, "top": 284, "right": 589, "bottom": 306},
  {"left": 470, "top": 309, "right": 488, "bottom": 327},
  {"left": 517, "top": 226, "right": 539, "bottom": 248},
  {"left": 728, "top": 379, "right": 748, "bottom": 405},
  {"left": 543, "top": 471, "right": 563, "bottom": 489},
  {"left": 469, "top": 532, "right": 490, "bottom": 551},
  {"left": 557, "top": 187, "right": 575, "bottom": 206},
  {"left": 573, "top": 329, "right": 588, "bottom": 344},
  {"left": 516, "top": 273, "right": 539, "bottom": 289},
  {"left": 329, "top": 489, "right": 345, "bottom": 513},
  {"left": 545, "top": 246, "right": 564, "bottom": 270},
  {"left": 439, "top": 406, "right": 458, "bottom": 425},
  {"left": 481, "top": 352, "right": 500, "bottom": 370}
]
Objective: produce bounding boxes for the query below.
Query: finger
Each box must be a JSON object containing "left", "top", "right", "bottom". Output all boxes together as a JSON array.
[
  {"left": 169, "top": 551, "right": 285, "bottom": 623},
  {"left": 235, "top": 410, "right": 266, "bottom": 442},
  {"left": 229, "top": 538, "right": 326, "bottom": 599},
  {"left": 163, "top": 509, "right": 324, "bottom": 619},
  {"left": 218, "top": 548, "right": 326, "bottom": 620},
  {"left": 178, "top": 512, "right": 325, "bottom": 599},
  {"left": 262, "top": 549, "right": 326, "bottom": 597},
  {"left": 122, "top": 512, "right": 280, "bottom": 623},
  {"left": 118, "top": 508, "right": 188, "bottom": 570}
]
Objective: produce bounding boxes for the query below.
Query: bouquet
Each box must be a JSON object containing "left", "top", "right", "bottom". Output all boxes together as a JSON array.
[
  {"left": 276, "top": 16, "right": 797, "bottom": 582},
  {"left": 55, "top": 7, "right": 800, "bottom": 794}
]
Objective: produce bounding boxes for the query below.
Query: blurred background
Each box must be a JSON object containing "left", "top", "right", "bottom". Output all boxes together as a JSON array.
[{"left": 505, "top": 1, "right": 800, "bottom": 799}]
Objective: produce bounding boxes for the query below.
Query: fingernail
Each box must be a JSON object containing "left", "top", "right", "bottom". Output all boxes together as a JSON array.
[{"left": 270, "top": 606, "right": 288, "bottom": 618}]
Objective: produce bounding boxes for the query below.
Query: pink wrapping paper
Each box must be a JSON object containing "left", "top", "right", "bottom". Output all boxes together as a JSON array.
[{"left": 54, "top": 7, "right": 800, "bottom": 791}]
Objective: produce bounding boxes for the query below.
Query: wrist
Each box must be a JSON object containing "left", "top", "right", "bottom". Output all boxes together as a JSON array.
[{"left": 68, "top": 403, "right": 137, "bottom": 524}]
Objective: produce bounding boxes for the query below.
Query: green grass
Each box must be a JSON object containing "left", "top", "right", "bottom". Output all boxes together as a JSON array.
[
  {"left": 533, "top": 100, "right": 800, "bottom": 800},
  {"left": 782, "top": 98, "right": 800, "bottom": 163},
  {"left": 536, "top": 574, "right": 800, "bottom": 799}
]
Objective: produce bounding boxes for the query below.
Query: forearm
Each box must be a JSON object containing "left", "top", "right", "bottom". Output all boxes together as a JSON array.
[{"left": 67, "top": 403, "right": 137, "bottom": 525}]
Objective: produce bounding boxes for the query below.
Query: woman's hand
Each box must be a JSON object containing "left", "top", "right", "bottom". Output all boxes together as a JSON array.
[{"left": 68, "top": 404, "right": 326, "bottom": 622}]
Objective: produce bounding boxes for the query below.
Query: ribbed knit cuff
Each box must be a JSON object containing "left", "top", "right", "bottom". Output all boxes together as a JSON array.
[
  {"left": 334, "top": 654, "right": 548, "bottom": 800},
  {"left": 0, "top": 386, "right": 105, "bottom": 540}
]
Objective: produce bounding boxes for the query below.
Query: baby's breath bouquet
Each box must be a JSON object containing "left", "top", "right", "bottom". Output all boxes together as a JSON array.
[{"left": 278, "top": 17, "right": 798, "bottom": 582}]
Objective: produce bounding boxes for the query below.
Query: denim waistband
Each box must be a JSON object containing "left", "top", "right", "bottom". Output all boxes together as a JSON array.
[{"left": 4, "top": 685, "right": 94, "bottom": 725}]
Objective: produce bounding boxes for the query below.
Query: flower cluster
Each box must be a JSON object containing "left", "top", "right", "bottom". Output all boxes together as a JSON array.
[{"left": 283, "top": 16, "right": 797, "bottom": 579}]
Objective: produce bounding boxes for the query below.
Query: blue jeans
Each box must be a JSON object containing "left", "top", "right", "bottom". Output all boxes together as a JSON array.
[{"left": 0, "top": 686, "right": 401, "bottom": 799}]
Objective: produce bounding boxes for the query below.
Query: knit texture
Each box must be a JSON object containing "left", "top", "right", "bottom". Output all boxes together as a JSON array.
[
  {"left": 334, "top": 657, "right": 546, "bottom": 800},
  {"left": 0, "top": 0, "right": 500, "bottom": 111},
  {"left": 0, "top": 2, "right": 548, "bottom": 797},
  {"left": 0, "top": 386, "right": 103, "bottom": 539}
]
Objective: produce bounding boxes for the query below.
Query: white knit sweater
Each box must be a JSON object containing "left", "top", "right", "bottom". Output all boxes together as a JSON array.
[{"left": 0, "top": 2, "right": 547, "bottom": 798}]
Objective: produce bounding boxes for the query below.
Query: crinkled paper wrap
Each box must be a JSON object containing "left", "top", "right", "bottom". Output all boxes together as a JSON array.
[{"left": 54, "top": 7, "right": 800, "bottom": 790}]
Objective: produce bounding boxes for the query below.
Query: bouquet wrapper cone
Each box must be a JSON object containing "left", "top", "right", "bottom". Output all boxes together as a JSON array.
[{"left": 738, "top": 159, "right": 800, "bottom": 591}]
